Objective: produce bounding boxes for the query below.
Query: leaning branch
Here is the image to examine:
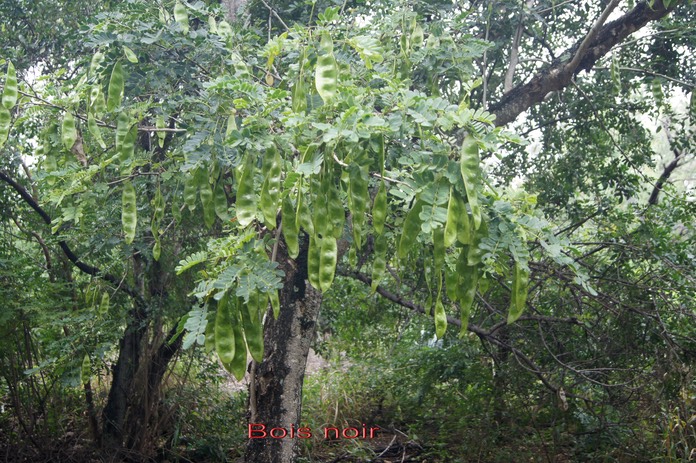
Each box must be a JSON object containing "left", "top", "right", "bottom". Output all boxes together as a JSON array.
[
  {"left": 340, "top": 268, "right": 462, "bottom": 327},
  {"left": 490, "top": 0, "right": 675, "bottom": 126},
  {"left": 648, "top": 121, "right": 685, "bottom": 205},
  {"left": 338, "top": 269, "right": 584, "bottom": 398},
  {"left": 564, "top": 0, "right": 621, "bottom": 73},
  {"left": 341, "top": 269, "right": 581, "bottom": 332},
  {"left": 648, "top": 149, "right": 682, "bottom": 206},
  {"left": 503, "top": 22, "right": 525, "bottom": 93},
  {"left": 0, "top": 169, "right": 142, "bottom": 302}
]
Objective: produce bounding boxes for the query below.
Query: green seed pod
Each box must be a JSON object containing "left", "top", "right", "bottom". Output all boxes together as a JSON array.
[
  {"left": 99, "top": 291, "right": 110, "bottom": 315},
  {"left": 292, "top": 69, "right": 307, "bottom": 113},
  {"left": 296, "top": 191, "right": 314, "bottom": 236},
  {"left": 89, "top": 51, "right": 104, "bottom": 76},
  {"left": 88, "top": 113, "right": 106, "bottom": 150},
  {"left": 434, "top": 299, "right": 446, "bottom": 339},
  {"left": 327, "top": 181, "right": 345, "bottom": 239},
  {"left": 372, "top": 180, "right": 387, "bottom": 235},
  {"left": 445, "top": 189, "right": 471, "bottom": 246},
  {"left": 215, "top": 292, "right": 236, "bottom": 365},
  {"left": 311, "top": 177, "right": 329, "bottom": 236},
  {"left": 292, "top": 49, "right": 307, "bottom": 113},
  {"left": 456, "top": 248, "right": 478, "bottom": 336},
  {"left": 115, "top": 112, "right": 129, "bottom": 153},
  {"left": 122, "top": 45, "right": 138, "bottom": 63},
  {"left": 398, "top": 199, "right": 423, "bottom": 260},
  {"left": 153, "top": 238, "right": 161, "bottom": 261},
  {"left": 259, "top": 147, "right": 282, "bottom": 229},
  {"left": 155, "top": 115, "right": 166, "bottom": 148},
  {"left": 467, "top": 220, "right": 487, "bottom": 267},
  {"left": 214, "top": 180, "right": 228, "bottom": 220},
  {"left": 61, "top": 112, "right": 77, "bottom": 151},
  {"left": 318, "top": 235, "right": 337, "bottom": 292},
  {"left": 610, "top": 55, "right": 621, "bottom": 94},
  {"left": 107, "top": 62, "right": 124, "bottom": 112},
  {"left": 171, "top": 193, "right": 182, "bottom": 223},
  {"left": 348, "top": 164, "right": 368, "bottom": 249},
  {"left": 281, "top": 196, "right": 300, "bottom": 258},
  {"left": 236, "top": 154, "right": 257, "bottom": 227},
  {"left": 433, "top": 227, "right": 445, "bottom": 274},
  {"left": 651, "top": 79, "right": 664, "bottom": 105},
  {"left": 204, "top": 311, "right": 216, "bottom": 353},
  {"left": 174, "top": 1, "right": 189, "bottom": 34},
  {"left": 152, "top": 184, "right": 165, "bottom": 223},
  {"left": 307, "top": 234, "right": 322, "bottom": 290},
  {"left": 121, "top": 180, "right": 137, "bottom": 244},
  {"left": 0, "top": 106, "right": 11, "bottom": 147},
  {"left": 315, "top": 32, "right": 338, "bottom": 103},
  {"left": 456, "top": 196, "right": 471, "bottom": 245},
  {"left": 507, "top": 262, "right": 529, "bottom": 324},
  {"left": 120, "top": 126, "right": 136, "bottom": 161},
  {"left": 2, "top": 61, "right": 18, "bottom": 110},
  {"left": 269, "top": 289, "right": 280, "bottom": 319},
  {"left": 81, "top": 354, "right": 91, "bottom": 385},
  {"left": 460, "top": 137, "right": 482, "bottom": 230},
  {"left": 227, "top": 306, "right": 248, "bottom": 380},
  {"left": 200, "top": 181, "right": 215, "bottom": 228},
  {"left": 445, "top": 262, "right": 458, "bottom": 302},
  {"left": 444, "top": 188, "right": 458, "bottom": 247},
  {"left": 90, "top": 85, "right": 106, "bottom": 116},
  {"left": 184, "top": 171, "right": 198, "bottom": 211},
  {"left": 371, "top": 233, "right": 387, "bottom": 293},
  {"left": 240, "top": 293, "right": 264, "bottom": 363}
]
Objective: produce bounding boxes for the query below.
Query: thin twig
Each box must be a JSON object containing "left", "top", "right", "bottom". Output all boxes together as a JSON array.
[
  {"left": 374, "top": 434, "right": 397, "bottom": 459},
  {"left": 138, "top": 126, "right": 187, "bottom": 133},
  {"left": 259, "top": 0, "right": 290, "bottom": 31},
  {"left": 482, "top": 4, "right": 492, "bottom": 108},
  {"left": 595, "top": 66, "right": 695, "bottom": 89}
]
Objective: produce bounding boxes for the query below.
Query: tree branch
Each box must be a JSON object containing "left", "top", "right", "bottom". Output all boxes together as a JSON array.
[
  {"left": 490, "top": 0, "right": 676, "bottom": 127},
  {"left": 338, "top": 269, "right": 590, "bottom": 399},
  {"left": 648, "top": 145, "right": 683, "bottom": 206},
  {"left": 564, "top": 0, "right": 621, "bottom": 73},
  {"left": 0, "top": 169, "right": 142, "bottom": 302},
  {"left": 258, "top": 0, "right": 289, "bottom": 31},
  {"left": 340, "top": 269, "right": 580, "bottom": 332},
  {"left": 11, "top": 215, "right": 52, "bottom": 273},
  {"left": 504, "top": 23, "right": 524, "bottom": 93}
]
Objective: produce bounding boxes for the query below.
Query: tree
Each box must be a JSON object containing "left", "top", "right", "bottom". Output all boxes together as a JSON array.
[{"left": 0, "top": 0, "right": 692, "bottom": 462}]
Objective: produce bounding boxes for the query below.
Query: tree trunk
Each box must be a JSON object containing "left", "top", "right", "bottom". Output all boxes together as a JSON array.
[
  {"left": 245, "top": 240, "right": 322, "bottom": 463},
  {"left": 101, "top": 256, "right": 182, "bottom": 459},
  {"left": 101, "top": 307, "right": 148, "bottom": 454},
  {"left": 220, "top": 0, "right": 248, "bottom": 21}
]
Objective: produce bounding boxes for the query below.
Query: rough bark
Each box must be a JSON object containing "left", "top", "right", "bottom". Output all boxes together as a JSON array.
[
  {"left": 490, "top": 0, "right": 675, "bottom": 127},
  {"left": 220, "top": 0, "right": 248, "bottom": 21},
  {"left": 124, "top": 321, "right": 183, "bottom": 454},
  {"left": 245, "top": 239, "right": 322, "bottom": 463},
  {"left": 100, "top": 306, "right": 148, "bottom": 454}
]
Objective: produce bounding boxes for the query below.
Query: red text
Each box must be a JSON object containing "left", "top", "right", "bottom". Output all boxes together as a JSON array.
[{"left": 248, "top": 423, "right": 312, "bottom": 439}]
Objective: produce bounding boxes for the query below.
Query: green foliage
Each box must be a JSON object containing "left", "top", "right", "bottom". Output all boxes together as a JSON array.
[{"left": 182, "top": 305, "right": 208, "bottom": 350}]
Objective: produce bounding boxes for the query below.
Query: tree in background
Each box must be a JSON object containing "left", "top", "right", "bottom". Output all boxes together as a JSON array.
[{"left": 0, "top": 1, "right": 693, "bottom": 462}]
